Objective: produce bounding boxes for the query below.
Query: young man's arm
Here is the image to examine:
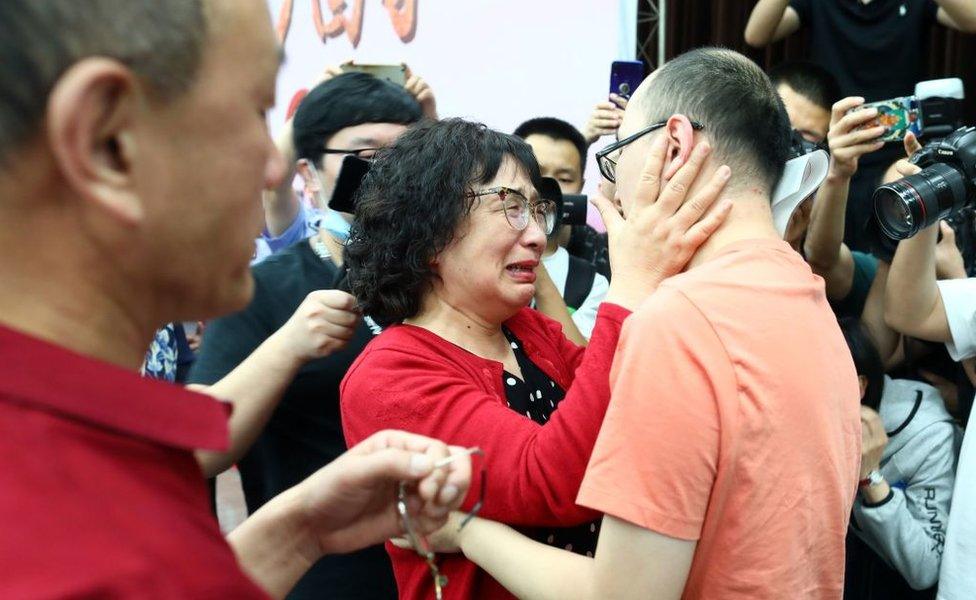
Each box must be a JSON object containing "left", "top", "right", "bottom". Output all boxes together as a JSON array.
[
  {"left": 443, "top": 514, "right": 694, "bottom": 600},
  {"left": 744, "top": 0, "right": 801, "bottom": 47},
  {"left": 879, "top": 135, "right": 955, "bottom": 343},
  {"left": 860, "top": 262, "right": 904, "bottom": 368},
  {"left": 885, "top": 220, "right": 950, "bottom": 342},
  {"left": 804, "top": 98, "right": 886, "bottom": 299},
  {"left": 193, "top": 290, "right": 359, "bottom": 477}
]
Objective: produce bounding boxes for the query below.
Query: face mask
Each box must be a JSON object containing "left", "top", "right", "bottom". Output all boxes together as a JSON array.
[
  {"left": 298, "top": 158, "right": 351, "bottom": 242},
  {"left": 321, "top": 207, "right": 352, "bottom": 242}
]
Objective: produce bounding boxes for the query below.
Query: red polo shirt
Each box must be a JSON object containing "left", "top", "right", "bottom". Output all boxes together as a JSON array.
[{"left": 0, "top": 324, "right": 269, "bottom": 598}]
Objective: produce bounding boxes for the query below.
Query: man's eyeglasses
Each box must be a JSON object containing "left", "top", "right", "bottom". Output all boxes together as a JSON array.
[
  {"left": 596, "top": 120, "right": 704, "bottom": 183},
  {"left": 466, "top": 187, "right": 556, "bottom": 235},
  {"left": 397, "top": 448, "right": 486, "bottom": 600},
  {"left": 322, "top": 147, "right": 380, "bottom": 159}
]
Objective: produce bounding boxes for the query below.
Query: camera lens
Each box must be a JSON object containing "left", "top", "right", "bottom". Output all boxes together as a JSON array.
[{"left": 873, "top": 162, "right": 969, "bottom": 240}]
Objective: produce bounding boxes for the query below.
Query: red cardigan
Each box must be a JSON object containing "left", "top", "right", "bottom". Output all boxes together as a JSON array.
[{"left": 340, "top": 303, "right": 630, "bottom": 599}]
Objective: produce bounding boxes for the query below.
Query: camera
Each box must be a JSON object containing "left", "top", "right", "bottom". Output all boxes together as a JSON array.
[
  {"left": 787, "top": 129, "right": 826, "bottom": 159},
  {"left": 873, "top": 126, "right": 976, "bottom": 240},
  {"left": 915, "top": 78, "right": 965, "bottom": 140},
  {"left": 538, "top": 177, "right": 588, "bottom": 229}
]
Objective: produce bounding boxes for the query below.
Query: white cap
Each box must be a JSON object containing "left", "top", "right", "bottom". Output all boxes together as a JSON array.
[{"left": 771, "top": 149, "right": 829, "bottom": 237}]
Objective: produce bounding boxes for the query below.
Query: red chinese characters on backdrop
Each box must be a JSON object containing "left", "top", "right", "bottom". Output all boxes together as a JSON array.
[{"left": 275, "top": 0, "right": 418, "bottom": 46}]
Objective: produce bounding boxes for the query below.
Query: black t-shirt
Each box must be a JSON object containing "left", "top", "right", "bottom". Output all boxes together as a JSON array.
[
  {"left": 188, "top": 240, "right": 395, "bottom": 600},
  {"left": 790, "top": 0, "right": 938, "bottom": 102},
  {"left": 789, "top": 0, "right": 938, "bottom": 250},
  {"left": 501, "top": 328, "right": 601, "bottom": 557}
]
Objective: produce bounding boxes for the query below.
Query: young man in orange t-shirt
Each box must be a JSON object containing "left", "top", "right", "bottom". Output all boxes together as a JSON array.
[{"left": 421, "top": 48, "right": 862, "bottom": 600}]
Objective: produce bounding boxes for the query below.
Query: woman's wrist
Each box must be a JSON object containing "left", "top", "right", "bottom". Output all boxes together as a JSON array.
[
  {"left": 456, "top": 516, "right": 486, "bottom": 558},
  {"left": 605, "top": 279, "right": 657, "bottom": 312}
]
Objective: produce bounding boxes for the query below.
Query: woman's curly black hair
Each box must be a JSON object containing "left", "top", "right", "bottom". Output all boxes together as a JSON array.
[{"left": 345, "top": 118, "right": 543, "bottom": 327}]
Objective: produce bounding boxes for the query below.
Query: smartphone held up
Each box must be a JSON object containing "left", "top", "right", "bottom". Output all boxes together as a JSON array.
[
  {"left": 848, "top": 78, "right": 964, "bottom": 143},
  {"left": 340, "top": 63, "right": 407, "bottom": 87}
]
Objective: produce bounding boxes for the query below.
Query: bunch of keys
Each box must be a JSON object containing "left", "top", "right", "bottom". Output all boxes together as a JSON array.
[{"left": 395, "top": 447, "right": 484, "bottom": 600}]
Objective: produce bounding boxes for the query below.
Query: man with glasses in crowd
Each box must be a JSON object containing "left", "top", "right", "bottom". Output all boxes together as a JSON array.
[{"left": 256, "top": 70, "right": 430, "bottom": 263}]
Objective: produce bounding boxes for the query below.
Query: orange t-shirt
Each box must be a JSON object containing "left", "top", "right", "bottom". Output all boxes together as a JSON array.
[{"left": 577, "top": 238, "right": 861, "bottom": 599}]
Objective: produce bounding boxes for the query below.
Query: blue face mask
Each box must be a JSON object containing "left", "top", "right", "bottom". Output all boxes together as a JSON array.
[
  {"left": 321, "top": 208, "right": 352, "bottom": 243},
  {"left": 298, "top": 158, "right": 352, "bottom": 243}
]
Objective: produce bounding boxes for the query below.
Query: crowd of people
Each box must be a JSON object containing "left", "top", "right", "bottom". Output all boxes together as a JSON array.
[{"left": 3, "top": 0, "right": 976, "bottom": 599}]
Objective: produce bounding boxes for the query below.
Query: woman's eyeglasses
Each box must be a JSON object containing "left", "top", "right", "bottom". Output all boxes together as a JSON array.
[{"left": 466, "top": 187, "right": 556, "bottom": 235}]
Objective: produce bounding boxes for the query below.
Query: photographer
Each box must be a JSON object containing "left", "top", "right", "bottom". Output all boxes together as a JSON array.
[
  {"left": 802, "top": 97, "right": 884, "bottom": 312},
  {"left": 765, "top": 64, "right": 874, "bottom": 307},
  {"left": 745, "top": 1, "right": 976, "bottom": 99},
  {"left": 884, "top": 134, "right": 976, "bottom": 599},
  {"left": 800, "top": 96, "right": 908, "bottom": 368},
  {"left": 769, "top": 62, "right": 903, "bottom": 364},
  {"left": 745, "top": 0, "right": 976, "bottom": 252},
  {"left": 514, "top": 117, "right": 610, "bottom": 342},
  {"left": 770, "top": 61, "right": 840, "bottom": 144}
]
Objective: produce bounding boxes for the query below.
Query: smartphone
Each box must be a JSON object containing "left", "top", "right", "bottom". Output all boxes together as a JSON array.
[
  {"left": 609, "top": 60, "right": 644, "bottom": 100},
  {"left": 340, "top": 63, "right": 407, "bottom": 87},
  {"left": 850, "top": 96, "right": 921, "bottom": 142}
]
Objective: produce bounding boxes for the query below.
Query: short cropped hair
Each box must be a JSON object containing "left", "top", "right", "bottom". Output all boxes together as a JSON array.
[
  {"left": 769, "top": 61, "right": 842, "bottom": 113},
  {"left": 0, "top": 0, "right": 206, "bottom": 164},
  {"left": 346, "top": 118, "right": 542, "bottom": 326},
  {"left": 513, "top": 117, "right": 588, "bottom": 174},
  {"left": 637, "top": 47, "right": 791, "bottom": 192},
  {"left": 292, "top": 72, "right": 423, "bottom": 168}
]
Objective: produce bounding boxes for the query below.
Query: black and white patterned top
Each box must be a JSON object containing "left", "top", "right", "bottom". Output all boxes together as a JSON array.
[{"left": 501, "top": 327, "right": 601, "bottom": 557}]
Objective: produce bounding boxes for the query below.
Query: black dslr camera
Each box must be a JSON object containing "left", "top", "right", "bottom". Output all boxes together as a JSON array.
[
  {"left": 788, "top": 129, "right": 826, "bottom": 159},
  {"left": 874, "top": 126, "right": 976, "bottom": 240},
  {"left": 537, "top": 177, "right": 589, "bottom": 229}
]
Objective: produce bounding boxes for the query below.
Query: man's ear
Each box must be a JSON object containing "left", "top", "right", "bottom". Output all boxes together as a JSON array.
[
  {"left": 46, "top": 58, "right": 143, "bottom": 224},
  {"left": 858, "top": 375, "right": 869, "bottom": 401},
  {"left": 662, "top": 114, "right": 697, "bottom": 180}
]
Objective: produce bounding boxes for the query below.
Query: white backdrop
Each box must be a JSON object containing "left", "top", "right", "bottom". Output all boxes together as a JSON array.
[{"left": 266, "top": 0, "right": 634, "bottom": 211}]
